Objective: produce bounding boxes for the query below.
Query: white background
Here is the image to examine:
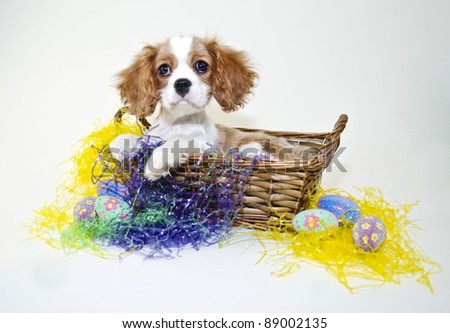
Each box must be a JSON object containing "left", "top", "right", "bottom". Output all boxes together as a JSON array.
[{"left": 1, "top": 0, "right": 449, "bottom": 312}]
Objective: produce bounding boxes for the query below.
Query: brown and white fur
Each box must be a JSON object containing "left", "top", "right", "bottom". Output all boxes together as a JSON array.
[{"left": 110, "top": 35, "right": 310, "bottom": 180}]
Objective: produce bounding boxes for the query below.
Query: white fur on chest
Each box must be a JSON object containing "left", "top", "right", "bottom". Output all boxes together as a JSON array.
[{"left": 150, "top": 110, "right": 218, "bottom": 149}]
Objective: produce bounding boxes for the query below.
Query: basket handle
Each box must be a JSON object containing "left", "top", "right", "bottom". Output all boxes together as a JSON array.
[
  {"left": 330, "top": 114, "right": 348, "bottom": 137},
  {"left": 114, "top": 106, "right": 151, "bottom": 129}
]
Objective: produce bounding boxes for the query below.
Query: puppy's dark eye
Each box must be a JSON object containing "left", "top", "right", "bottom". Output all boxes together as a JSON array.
[
  {"left": 195, "top": 60, "right": 208, "bottom": 73},
  {"left": 159, "top": 64, "right": 171, "bottom": 77}
]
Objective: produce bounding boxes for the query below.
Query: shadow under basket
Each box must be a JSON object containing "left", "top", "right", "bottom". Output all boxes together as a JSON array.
[{"left": 117, "top": 109, "right": 348, "bottom": 231}]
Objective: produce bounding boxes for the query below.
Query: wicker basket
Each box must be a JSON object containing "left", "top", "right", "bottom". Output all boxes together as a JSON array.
[{"left": 116, "top": 109, "right": 348, "bottom": 231}]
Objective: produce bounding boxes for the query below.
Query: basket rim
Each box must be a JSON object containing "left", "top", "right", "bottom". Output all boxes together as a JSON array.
[
  {"left": 114, "top": 108, "right": 348, "bottom": 172},
  {"left": 185, "top": 114, "right": 348, "bottom": 172},
  {"left": 114, "top": 107, "right": 348, "bottom": 138}
]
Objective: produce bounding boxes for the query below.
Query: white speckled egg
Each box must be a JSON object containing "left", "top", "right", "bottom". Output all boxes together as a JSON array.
[
  {"left": 293, "top": 209, "right": 339, "bottom": 232},
  {"left": 95, "top": 196, "right": 132, "bottom": 220}
]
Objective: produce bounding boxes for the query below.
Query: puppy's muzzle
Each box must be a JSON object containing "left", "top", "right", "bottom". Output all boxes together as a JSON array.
[{"left": 174, "top": 78, "right": 192, "bottom": 97}]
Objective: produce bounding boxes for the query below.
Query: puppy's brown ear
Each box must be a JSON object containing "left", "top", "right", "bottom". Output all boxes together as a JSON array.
[
  {"left": 117, "top": 45, "right": 160, "bottom": 118},
  {"left": 204, "top": 39, "right": 258, "bottom": 112}
]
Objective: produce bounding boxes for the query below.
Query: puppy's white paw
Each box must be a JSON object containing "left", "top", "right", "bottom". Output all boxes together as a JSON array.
[
  {"left": 177, "top": 153, "right": 189, "bottom": 166},
  {"left": 144, "top": 147, "right": 189, "bottom": 181},
  {"left": 144, "top": 147, "right": 168, "bottom": 181},
  {"left": 144, "top": 167, "right": 169, "bottom": 181},
  {"left": 239, "top": 142, "right": 271, "bottom": 159}
]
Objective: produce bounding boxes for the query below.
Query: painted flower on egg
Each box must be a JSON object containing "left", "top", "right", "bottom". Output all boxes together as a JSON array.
[
  {"left": 362, "top": 222, "right": 371, "bottom": 230},
  {"left": 95, "top": 196, "right": 132, "bottom": 220},
  {"left": 73, "top": 196, "right": 97, "bottom": 222},
  {"left": 303, "top": 214, "right": 320, "bottom": 231},
  {"left": 352, "top": 216, "right": 387, "bottom": 252},
  {"left": 292, "top": 209, "right": 339, "bottom": 232},
  {"left": 104, "top": 198, "right": 119, "bottom": 211}
]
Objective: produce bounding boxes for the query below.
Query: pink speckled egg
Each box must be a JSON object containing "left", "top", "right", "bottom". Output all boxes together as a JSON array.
[{"left": 352, "top": 216, "right": 386, "bottom": 252}]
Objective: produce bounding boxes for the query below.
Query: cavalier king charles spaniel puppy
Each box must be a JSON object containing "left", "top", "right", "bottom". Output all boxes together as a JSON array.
[{"left": 110, "top": 35, "right": 311, "bottom": 180}]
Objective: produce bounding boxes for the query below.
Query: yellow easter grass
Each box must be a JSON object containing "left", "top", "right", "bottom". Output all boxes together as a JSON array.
[
  {"left": 247, "top": 186, "right": 441, "bottom": 292},
  {"left": 28, "top": 112, "right": 142, "bottom": 256},
  {"left": 27, "top": 113, "right": 440, "bottom": 292}
]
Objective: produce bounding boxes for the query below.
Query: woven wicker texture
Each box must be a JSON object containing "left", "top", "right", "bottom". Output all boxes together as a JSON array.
[{"left": 115, "top": 109, "right": 348, "bottom": 231}]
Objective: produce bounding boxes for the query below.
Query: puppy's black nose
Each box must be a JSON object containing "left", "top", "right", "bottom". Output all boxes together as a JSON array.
[{"left": 174, "top": 78, "right": 192, "bottom": 97}]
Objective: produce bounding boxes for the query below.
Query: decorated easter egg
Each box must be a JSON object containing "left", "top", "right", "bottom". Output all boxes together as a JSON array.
[
  {"left": 317, "top": 195, "right": 362, "bottom": 223},
  {"left": 293, "top": 209, "right": 339, "bottom": 232},
  {"left": 97, "top": 180, "right": 130, "bottom": 201},
  {"left": 74, "top": 196, "right": 97, "bottom": 222},
  {"left": 95, "top": 195, "right": 132, "bottom": 220},
  {"left": 352, "top": 216, "right": 386, "bottom": 252}
]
